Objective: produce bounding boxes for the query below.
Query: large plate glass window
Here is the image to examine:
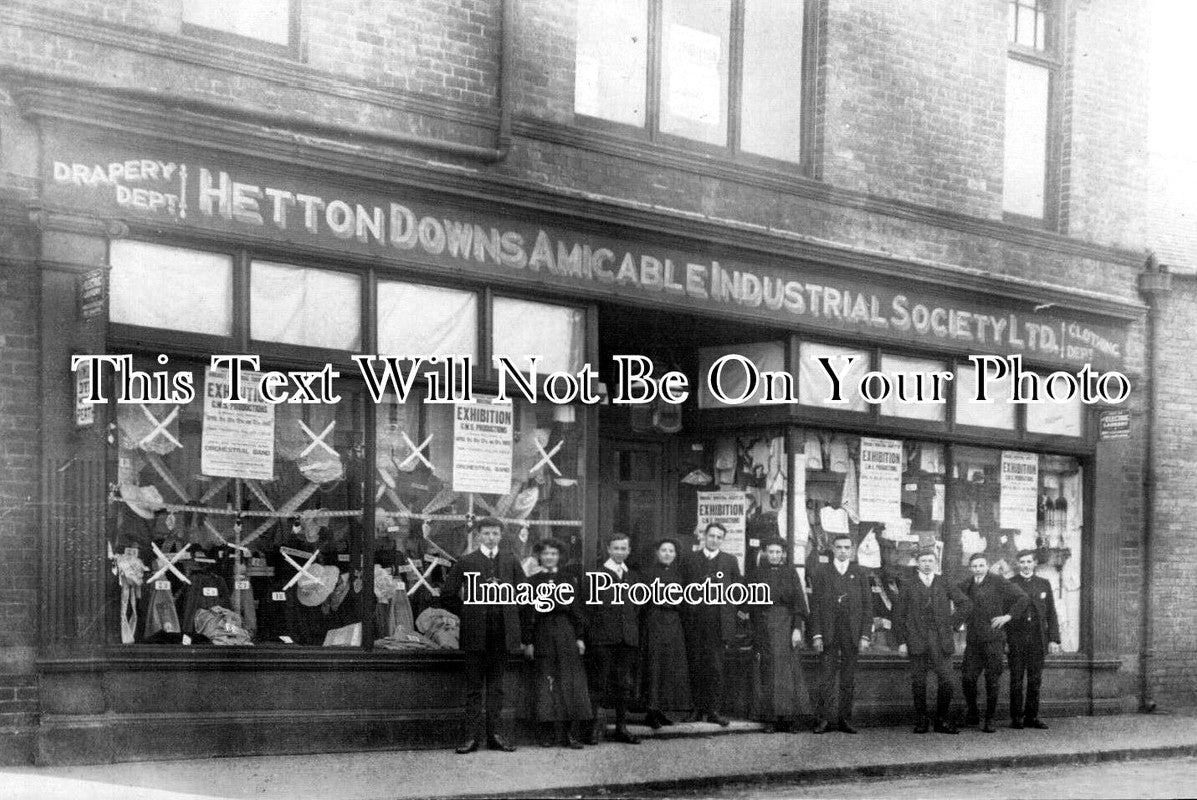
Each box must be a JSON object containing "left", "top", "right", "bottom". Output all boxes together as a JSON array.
[
  {"left": 377, "top": 281, "right": 478, "bottom": 359},
  {"left": 797, "top": 342, "right": 870, "bottom": 412},
  {"left": 109, "top": 241, "right": 233, "bottom": 336},
  {"left": 250, "top": 262, "right": 362, "bottom": 351},
  {"left": 491, "top": 298, "right": 585, "bottom": 375}
]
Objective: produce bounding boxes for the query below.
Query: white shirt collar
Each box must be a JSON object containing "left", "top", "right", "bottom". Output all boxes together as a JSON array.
[
  {"left": 480, "top": 546, "right": 497, "bottom": 559},
  {"left": 603, "top": 558, "right": 625, "bottom": 577},
  {"left": 834, "top": 559, "right": 849, "bottom": 575},
  {"left": 919, "top": 572, "right": 935, "bottom": 587},
  {"left": 704, "top": 549, "right": 719, "bottom": 560}
]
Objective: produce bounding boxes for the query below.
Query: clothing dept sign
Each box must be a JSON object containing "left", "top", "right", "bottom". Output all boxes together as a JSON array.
[{"left": 45, "top": 135, "right": 1127, "bottom": 369}]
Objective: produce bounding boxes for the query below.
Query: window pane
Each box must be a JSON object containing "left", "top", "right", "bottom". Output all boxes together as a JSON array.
[
  {"left": 1025, "top": 385, "right": 1084, "bottom": 436},
  {"left": 797, "top": 342, "right": 869, "bottom": 411},
  {"left": 112, "top": 358, "right": 366, "bottom": 647},
  {"left": 697, "top": 341, "right": 786, "bottom": 408},
  {"left": 1016, "top": 3, "right": 1038, "bottom": 48},
  {"left": 575, "top": 0, "right": 648, "bottom": 126},
  {"left": 183, "top": 0, "right": 291, "bottom": 45},
  {"left": 109, "top": 241, "right": 233, "bottom": 336},
  {"left": 251, "top": 262, "right": 361, "bottom": 350},
  {"left": 954, "top": 363, "right": 1016, "bottom": 429},
  {"left": 378, "top": 281, "right": 477, "bottom": 359},
  {"left": 1003, "top": 58, "right": 1050, "bottom": 218},
  {"left": 492, "top": 298, "right": 585, "bottom": 375},
  {"left": 740, "top": 0, "right": 805, "bottom": 162},
  {"left": 878, "top": 354, "right": 947, "bottom": 422},
  {"left": 660, "top": 0, "right": 731, "bottom": 145}
]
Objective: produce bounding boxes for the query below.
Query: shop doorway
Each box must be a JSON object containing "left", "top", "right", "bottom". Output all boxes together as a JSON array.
[{"left": 598, "top": 437, "right": 674, "bottom": 570}]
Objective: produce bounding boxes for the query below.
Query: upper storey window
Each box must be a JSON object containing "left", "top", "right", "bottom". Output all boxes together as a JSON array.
[
  {"left": 575, "top": 0, "right": 810, "bottom": 166},
  {"left": 183, "top": 0, "right": 298, "bottom": 53},
  {"left": 1003, "top": 0, "right": 1056, "bottom": 223}
]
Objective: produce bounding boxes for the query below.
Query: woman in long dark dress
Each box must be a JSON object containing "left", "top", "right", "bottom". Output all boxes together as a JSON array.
[
  {"left": 749, "top": 537, "right": 811, "bottom": 733},
  {"left": 520, "top": 538, "right": 591, "bottom": 748},
  {"left": 640, "top": 538, "right": 691, "bottom": 729}
]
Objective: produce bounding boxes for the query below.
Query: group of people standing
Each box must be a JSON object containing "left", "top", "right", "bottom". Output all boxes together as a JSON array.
[{"left": 441, "top": 519, "right": 1060, "bottom": 755}]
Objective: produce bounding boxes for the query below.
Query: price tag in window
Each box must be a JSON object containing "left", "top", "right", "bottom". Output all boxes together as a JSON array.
[
  {"left": 154, "top": 580, "right": 171, "bottom": 591},
  {"left": 748, "top": 538, "right": 760, "bottom": 548},
  {"left": 181, "top": 634, "right": 192, "bottom": 646},
  {"left": 234, "top": 580, "right": 251, "bottom": 591},
  {"left": 279, "top": 636, "right": 294, "bottom": 644},
  {"left": 202, "top": 587, "right": 218, "bottom": 597},
  {"left": 386, "top": 525, "right": 400, "bottom": 533},
  {"left": 337, "top": 553, "right": 350, "bottom": 563},
  {"left": 272, "top": 591, "right": 286, "bottom": 602},
  {"left": 819, "top": 555, "right": 830, "bottom": 564}
]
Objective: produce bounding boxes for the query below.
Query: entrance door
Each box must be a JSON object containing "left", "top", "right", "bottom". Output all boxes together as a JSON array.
[{"left": 598, "top": 438, "right": 673, "bottom": 569}]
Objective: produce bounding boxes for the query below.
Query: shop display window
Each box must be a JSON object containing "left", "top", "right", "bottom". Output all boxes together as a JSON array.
[
  {"left": 109, "top": 241, "right": 233, "bottom": 336},
  {"left": 250, "top": 262, "right": 362, "bottom": 351},
  {"left": 878, "top": 354, "right": 948, "bottom": 422},
  {"left": 949, "top": 448, "right": 1082, "bottom": 652},
  {"left": 373, "top": 395, "right": 586, "bottom": 649},
  {"left": 110, "top": 359, "right": 365, "bottom": 648},
  {"left": 1025, "top": 389, "right": 1084, "bottom": 437},
  {"left": 377, "top": 281, "right": 478, "bottom": 359},
  {"left": 797, "top": 342, "right": 869, "bottom": 411},
  {"left": 492, "top": 298, "right": 586, "bottom": 375}
]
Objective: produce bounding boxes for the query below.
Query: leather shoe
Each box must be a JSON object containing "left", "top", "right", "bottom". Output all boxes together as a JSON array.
[
  {"left": 981, "top": 719, "right": 996, "bottom": 734},
  {"left": 455, "top": 737, "right": 480, "bottom": 754},
  {"left": 646, "top": 711, "right": 663, "bottom": 730},
  {"left": 913, "top": 720, "right": 930, "bottom": 734},
  {"left": 933, "top": 720, "right": 959, "bottom": 735},
  {"left": 1025, "top": 719, "right": 1049, "bottom": 730},
  {"left": 609, "top": 726, "right": 641, "bottom": 745},
  {"left": 486, "top": 734, "right": 517, "bottom": 752},
  {"left": 813, "top": 720, "right": 831, "bottom": 734},
  {"left": 837, "top": 721, "right": 859, "bottom": 734},
  {"left": 1010, "top": 719, "right": 1025, "bottom": 730},
  {"left": 707, "top": 713, "right": 730, "bottom": 727},
  {"left": 963, "top": 711, "right": 980, "bottom": 727},
  {"left": 658, "top": 712, "right": 676, "bottom": 727},
  {"left": 562, "top": 734, "right": 585, "bottom": 750}
]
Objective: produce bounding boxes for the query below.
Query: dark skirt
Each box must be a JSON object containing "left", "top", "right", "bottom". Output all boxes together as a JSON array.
[
  {"left": 642, "top": 606, "right": 692, "bottom": 711},
  {"left": 530, "top": 615, "right": 591, "bottom": 721},
  {"left": 756, "top": 605, "right": 811, "bottom": 719}
]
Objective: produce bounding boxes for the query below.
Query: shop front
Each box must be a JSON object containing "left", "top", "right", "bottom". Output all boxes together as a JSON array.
[{"left": 27, "top": 108, "right": 1140, "bottom": 764}]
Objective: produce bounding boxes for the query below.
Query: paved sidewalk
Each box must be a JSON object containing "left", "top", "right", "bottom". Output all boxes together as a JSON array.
[{"left": 5, "top": 713, "right": 1197, "bottom": 800}]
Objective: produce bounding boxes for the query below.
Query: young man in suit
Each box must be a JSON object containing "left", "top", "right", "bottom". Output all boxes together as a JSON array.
[
  {"left": 441, "top": 517, "right": 525, "bottom": 754},
  {"left": 809, "top": 532, "right": 874, "bottom": 734},
  {"left": 1007, "top": 549, "right": 1061, "bottom": 730},
  {"left": 679, "top": 522, "right": 743, "bottom": 726},
  {"left": 958, "top": 553, "right": 1029, "bottom": 733},
  {"left": 893, "top": 548, "right": 972, "bottom": 734},
  {"left": 583, "top": 532, "right": 643, "bottom": 744}
]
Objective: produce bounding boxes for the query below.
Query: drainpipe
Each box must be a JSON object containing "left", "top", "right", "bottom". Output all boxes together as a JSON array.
[
  {"left": 1, "top": 0, "right": 515, "bottom": 162},
  {"left": 1138, "top": 251, "right": 1171, "bottom": 713}
]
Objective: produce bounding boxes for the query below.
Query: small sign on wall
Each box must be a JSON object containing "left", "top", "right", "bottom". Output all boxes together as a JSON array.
[
  {"left": 74, "top": 359, "right": 95, "bottom": 427},
  {"left": 1098, "top": 409, "right": 1131, "bottom": 440}
]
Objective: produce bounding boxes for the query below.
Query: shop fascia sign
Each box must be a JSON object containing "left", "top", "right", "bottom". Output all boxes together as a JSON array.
[{"left": 45, "top": 138, "right": 1126, "bottom": 369}]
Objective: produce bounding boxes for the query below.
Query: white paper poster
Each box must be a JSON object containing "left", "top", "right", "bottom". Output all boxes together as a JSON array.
[
  {"left": 201, "top": 368, "right": 275, "bottom": 480},
  {"left": 452, "top": 397, "right": 514, "bottom": 495},
  {"left": 665, "top": 24, "right": 722, "bottom": 124},
  {"left": 858, "top": 437, "right": 904, "bottom": 523},
  {"left": 74, "top": 360, "right": 94, "bottom": 427},
  {"left": 697, "top": 490, "right": 749, "bottom": 575},
  {"left": 1000, "top": 450, "right": 1039, "bottom": 533}
]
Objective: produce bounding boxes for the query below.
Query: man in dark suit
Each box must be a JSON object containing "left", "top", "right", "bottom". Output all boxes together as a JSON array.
[
  {"left": 958, "top": 553, "right": 1029, "bottom": 733},
  {"left": 679, "top": 522, "right": 743, "bottom": 726},
  {"left": 584, "top": 532, "right": 642, "bottom": 744},
  {"left": 893, "top": 548, "right": 972, "bottom": 734},
  {"left": 1007, "top": 549, "right": 1061, "bottom": 730},
  {"left": 809, "top": 533, "right": 874, "bottom": 734},
  {"left": 441, "top": 517, "right": 524, "bottom": 754}
]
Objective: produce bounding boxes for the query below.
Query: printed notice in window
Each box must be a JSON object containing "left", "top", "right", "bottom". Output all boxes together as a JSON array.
[
  {"left": 665, "top": 24, "right": 722, "bottom": 124},
  {"left": 999, "top": 450, "right": 1039, "bottom": 535},
  {"left": 201, "top": 368, "right": 275, "bottom": 481},
  {"left": 452, "top": 397, "right": 514, "bottom": 495}
]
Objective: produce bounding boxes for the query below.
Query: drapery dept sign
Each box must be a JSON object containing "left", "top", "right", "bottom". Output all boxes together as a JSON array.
[{"left": 46, "top": 138, "right": 1129, "bottom": 370}]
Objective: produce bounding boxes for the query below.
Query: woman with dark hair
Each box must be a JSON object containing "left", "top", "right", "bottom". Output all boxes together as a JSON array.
[
  {"left": 640, "top": 538, "right": 691, "bottom": 729},
  {"left": 749, "top": 537, "right": 811, "bottom": 733},
  {"left": 520, "top": 538, "right": 591, "bottom": 748}
]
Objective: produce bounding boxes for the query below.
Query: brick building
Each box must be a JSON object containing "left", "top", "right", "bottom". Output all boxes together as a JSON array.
[{"left": 0, "top": 0, "right": 1180, "bottom": 766}]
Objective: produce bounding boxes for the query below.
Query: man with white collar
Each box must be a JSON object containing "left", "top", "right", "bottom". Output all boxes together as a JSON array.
[
  {"left": 809, "top": 533, "right": 874, "bottom": 734},
  {"left": 680, "top": 522, "right": 743, "bottom": 726},
  {"left": 958, "top": 553, "right": 1028, "bottom": 733},
  {"left": 1007, "top": 549, "right": 1060, "bottom": 730},
  {"left": 584, "top": 533, "right": 643, "bottom": 744},
  {"left": 442, "top": 517, "right": 524, "bottom": 754},
  {"left": 893, "top": 548, "right": 972, "bottom": 734}
]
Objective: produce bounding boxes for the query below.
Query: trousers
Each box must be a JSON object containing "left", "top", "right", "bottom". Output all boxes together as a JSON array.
[
  {"left": 462, "top": 618, "right": 507, "bottom": 737},
  {"left": 961, "top": 639, "right": 1004, "bottom": 719},
  {"left": 587, "top": 643, "right": 636, "bottom": 724},
  {"left": 909, "top": 649, "right": 954, "bottom": 721},
  {"left": 816, "top": 634, "right": 860, "bottom": 723},
  {"left": 1008, "top": 633, "right": 1046, "bottom": 721}
]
